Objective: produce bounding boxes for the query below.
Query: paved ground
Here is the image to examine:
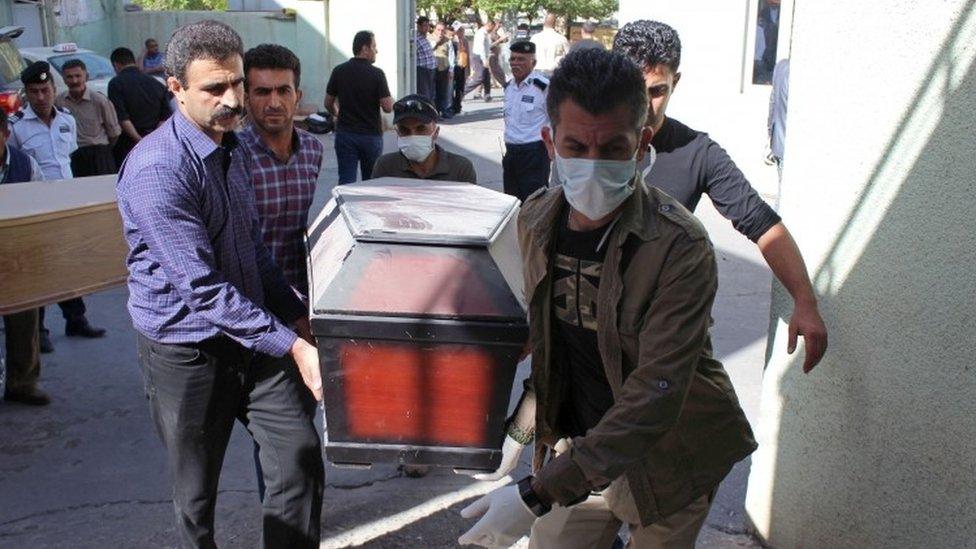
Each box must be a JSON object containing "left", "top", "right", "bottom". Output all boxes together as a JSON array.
[{"left": 0, "top": 99, "right": 774, "bottom": 548}]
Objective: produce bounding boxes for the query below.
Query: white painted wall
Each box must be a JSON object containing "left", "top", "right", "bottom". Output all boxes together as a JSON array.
[{"left": 744, "top": 1, "right": 976, "bottom": 546}]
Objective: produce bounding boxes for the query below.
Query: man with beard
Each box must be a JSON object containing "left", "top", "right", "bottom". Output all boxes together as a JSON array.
[
  {"left": 116, "top": 21, "right": 324, "bottom": 548},
  {"left": 239, "top": 43, "right": 323, "bottom": 300}
]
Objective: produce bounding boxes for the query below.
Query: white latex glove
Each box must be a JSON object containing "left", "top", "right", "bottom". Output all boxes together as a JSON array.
[
  {"left": 458, "top": 485, "right": 536, "bottom": 548},
  {"left": 474, "top": 436, "right": 526, "bottom": 481}
]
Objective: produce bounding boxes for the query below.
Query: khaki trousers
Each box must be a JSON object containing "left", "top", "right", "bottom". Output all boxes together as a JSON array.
[{"left": 528, "top": 490, "right": 713, "bottom": 549}]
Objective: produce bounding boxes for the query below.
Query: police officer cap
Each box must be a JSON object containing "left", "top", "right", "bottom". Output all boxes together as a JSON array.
[
  {"left": 21, "top": 61, "right": 52, "bottom": 85},
  {"left": 510, "top": 40, "right": 535, "bottom": 54}
]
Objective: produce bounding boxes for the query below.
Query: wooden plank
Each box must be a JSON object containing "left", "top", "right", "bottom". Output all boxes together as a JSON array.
[{"left": 0, "top": 176, "right": 128, "bottom": 315}]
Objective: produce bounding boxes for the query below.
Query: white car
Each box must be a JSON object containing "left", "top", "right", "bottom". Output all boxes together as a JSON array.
[
  {"left": 19, "top": 42, "right": 175, "bottom": 113},
  {"left": 18, "top": 43, "right": 118, "bottom": 97}
]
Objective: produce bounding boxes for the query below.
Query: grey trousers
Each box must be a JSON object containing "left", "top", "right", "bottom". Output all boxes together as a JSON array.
[{"left": 137, "top": 333, "right": 323, "bottom": 549}]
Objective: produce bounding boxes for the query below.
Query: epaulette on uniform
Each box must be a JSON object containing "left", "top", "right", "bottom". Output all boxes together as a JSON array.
[
  {"left": 531, "top": 77, "right": 548, "bottom": 92},
  {"left": 8, "top": 110, "right": 24, "bottom": 124},
  {"left": 55, "top": 105, "right": 71, "bottom": 115}
]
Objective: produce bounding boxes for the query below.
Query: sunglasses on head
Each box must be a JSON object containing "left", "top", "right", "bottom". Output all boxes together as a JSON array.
[{"left": 394, "top": 98, "right": 436, "bottom": 115}]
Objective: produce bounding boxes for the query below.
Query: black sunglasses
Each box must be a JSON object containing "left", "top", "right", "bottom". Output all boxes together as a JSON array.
[{"left": 394, "top": 98, "right": 436, "bottom": 115}]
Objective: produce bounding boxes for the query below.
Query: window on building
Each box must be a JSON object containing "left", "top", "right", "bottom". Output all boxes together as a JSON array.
[{"left": 752, "top": 0, "right": 782, "bottom": 85}]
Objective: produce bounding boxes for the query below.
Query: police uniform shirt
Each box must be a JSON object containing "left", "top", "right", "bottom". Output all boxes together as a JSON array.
[
  {"left": 503, "top": 71, "right": 549, "bottom": 144},
  {"left": 9, "top": 103, "right": 78, "bottom": 181}
]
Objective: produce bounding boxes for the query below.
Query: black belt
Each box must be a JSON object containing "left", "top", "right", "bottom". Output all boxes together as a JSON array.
[{"left": 505, "top": 140, "right": 545, "bottom": 150}]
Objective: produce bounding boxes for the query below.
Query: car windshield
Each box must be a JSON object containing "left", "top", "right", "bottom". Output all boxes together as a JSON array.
[
  {"left": 48, "top": 52, "right": 115, "bottom": 80},
  {"left": 0, "top": 41, "right": 27, "bottom": 87}
]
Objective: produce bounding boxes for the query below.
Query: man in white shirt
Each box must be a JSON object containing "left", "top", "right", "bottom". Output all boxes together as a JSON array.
[
  {"left": 465, "top": 20, "right": 495, "bottom": 100},
  {"left": 502, "top": 40, "right": 550, "bottom": 201},
  {"left": 531, "top": 13, "right": 569, "bottom": 76}
]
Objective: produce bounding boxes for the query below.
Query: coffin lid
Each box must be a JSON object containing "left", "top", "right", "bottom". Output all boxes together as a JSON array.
[{"left": 334, "top": 178, "right": 519, "bottom": 246}]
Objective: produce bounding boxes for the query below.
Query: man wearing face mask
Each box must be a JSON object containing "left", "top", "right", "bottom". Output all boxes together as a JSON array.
[
  {"left": 459, "top": 48, "right": 756, "bottom": 549},
  {"left": 502, "top": 40, "right": 550, "bottom": 202},
  {"left": 371, "top": 94, "right": 476, "bottom": 184}
]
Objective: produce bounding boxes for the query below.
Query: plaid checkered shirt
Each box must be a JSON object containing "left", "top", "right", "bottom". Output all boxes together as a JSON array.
[
  {"left": 116, "top": 111, "right": 305, "bottom": 357},
  {"left": 238, "top": 124, "right": 323, "bottom": 298},
  {"left": 416, "top": 31, "right": 436, "bottom": 69}
]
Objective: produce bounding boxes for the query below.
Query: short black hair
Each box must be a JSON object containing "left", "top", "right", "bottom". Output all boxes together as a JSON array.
[
  {"left": 244, "top": 44, "right": 301, "bottom": 90},
  {"left": 546, "top": 48, "right": 648, "bottom": 131},
  {"left": 145, "top": 38, "right": 157, "bottom": 47},
  {"left": 62, "top": 58, "right": 87, "bottom": 72},
  {"left": 613, "top": 20, "right": 682, "bottom": 73},
  {"left": 417, "top": 16, "right": 430, "bottom": 25},
  {"left": 165, "top": 20, "right": 243, "bottom": 86},
  {"left": 353, "top": 30, "right": 374, "bottom": 56},
  {"left": 110, "top": 47, "right": 136, "bottom": 66}
]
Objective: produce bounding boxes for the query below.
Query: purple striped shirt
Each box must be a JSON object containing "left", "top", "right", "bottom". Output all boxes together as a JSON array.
[
  {"left": 238, "top": 125, "right": 323, "bottom": 298},
  {"left": 116, "top": 110, "right": 304, "bottom": 357}
]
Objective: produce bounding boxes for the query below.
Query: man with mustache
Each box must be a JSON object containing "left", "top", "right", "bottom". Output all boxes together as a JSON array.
[{"left": 116, "top": 21, "right": 324, "bottom": 548}]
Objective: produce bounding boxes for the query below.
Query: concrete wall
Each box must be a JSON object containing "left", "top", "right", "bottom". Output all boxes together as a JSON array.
[
  {"left": 744, "top": 1, "right": 976, "bottom": 547},
  {"left": 50, "top": 0, "right": 120, "bottom": 52},
  {"left": 0, "top": 3, "right": 12, "bottom": 27},
  {"left": 327, "top": 0, "right": 414, "bottom": 99},
  {"left": 95, "top": 2, "right": 330, "bottom": 106}
]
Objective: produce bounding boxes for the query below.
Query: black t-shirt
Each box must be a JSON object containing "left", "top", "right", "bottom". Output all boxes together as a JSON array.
[
  {"left": 107, "top": 66, "right": 171, "bottom": 134},
  {"left": 643, "top": 117, "right": 781, "bottom": 242},
  {"left": 325, "top": 58, "right": 391, "bottom": 135},
  {"left": 551, "top": 208, "right": 616, "bottom": 437}
]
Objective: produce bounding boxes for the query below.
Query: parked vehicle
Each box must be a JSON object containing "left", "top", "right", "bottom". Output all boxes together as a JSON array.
[
  {"left": 19, "top": 43, "right": 116, "bottom": 97},
  {"left": 0, "top": 26, "right": 27, "bottom": 115}
]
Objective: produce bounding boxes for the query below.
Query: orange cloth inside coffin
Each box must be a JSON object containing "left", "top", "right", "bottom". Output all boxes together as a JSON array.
[{"left": 340, "top": 342, "right": 494, "bottom": 446}]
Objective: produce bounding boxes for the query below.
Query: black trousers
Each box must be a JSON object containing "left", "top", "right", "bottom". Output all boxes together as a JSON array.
[
  {"left": 39, "top": 297, "right": 86, "bottom": 330},
  {"left": 70, "top": 144, "right": 117, "bottom": 176},
  {"left": 435, "top": 68, "right": 451, "bottom": 113},
  {"left": 452, "top": 66, "right": 466, "bottom": 113},
  {"left": 136, "top": 334, "right": 324, "bottom": 549},
  {"left": 503, "top": 140, "right": 551, "bottom": 202},
  {"left": 417, "top": 67, "right": 437, "bottom": 103}
]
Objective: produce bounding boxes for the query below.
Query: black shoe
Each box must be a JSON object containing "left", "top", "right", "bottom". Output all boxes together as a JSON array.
[
  {"left": 65, "top": 317, "right": 106, "bottom": 338},
  {"left": 39, "top": 329, "right": 54, "bottom": 353},
  {"left": 5, "top": 387, "right": 51, "bottom": 406}
]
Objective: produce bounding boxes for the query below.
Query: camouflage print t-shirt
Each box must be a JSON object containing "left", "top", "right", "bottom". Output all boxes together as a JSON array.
[{"left": 551, "top": 208, "right": 616, "bottom": 437}]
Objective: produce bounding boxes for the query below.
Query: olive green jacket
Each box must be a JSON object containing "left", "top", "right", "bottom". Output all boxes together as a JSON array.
[{"left": 518, "top": 180, "right": 757, "bottom": 527}]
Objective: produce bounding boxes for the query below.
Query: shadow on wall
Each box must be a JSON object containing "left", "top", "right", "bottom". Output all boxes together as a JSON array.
[{"left": 759, "top": 1, "right": 976, "bottom": 546}]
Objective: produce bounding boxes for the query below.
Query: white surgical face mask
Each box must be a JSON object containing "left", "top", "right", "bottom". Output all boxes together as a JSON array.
[
  {"left": 398, "top": 134, "right": 435, "bottom": 163},
  {"left": 555, "top": 146, "right": 642, "bottom": 220}
]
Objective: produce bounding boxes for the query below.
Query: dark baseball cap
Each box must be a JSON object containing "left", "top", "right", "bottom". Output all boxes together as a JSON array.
[{"left": 393, "top": 94, "right": 439, "bottom": 124}]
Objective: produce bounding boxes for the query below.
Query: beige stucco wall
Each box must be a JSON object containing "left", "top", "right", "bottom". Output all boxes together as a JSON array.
[{"left": 744, "top": 1, "right": 976, "bottom": 546}]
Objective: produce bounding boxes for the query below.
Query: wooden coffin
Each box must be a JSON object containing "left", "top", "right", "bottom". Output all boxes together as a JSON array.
[{"left": 0, "top": 175, "right": 127, "bottom": 315}]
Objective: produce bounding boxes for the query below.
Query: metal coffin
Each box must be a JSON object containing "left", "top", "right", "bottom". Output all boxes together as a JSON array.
[{"left": 307, "top": 178, "right": 527, "bottom": 471}]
